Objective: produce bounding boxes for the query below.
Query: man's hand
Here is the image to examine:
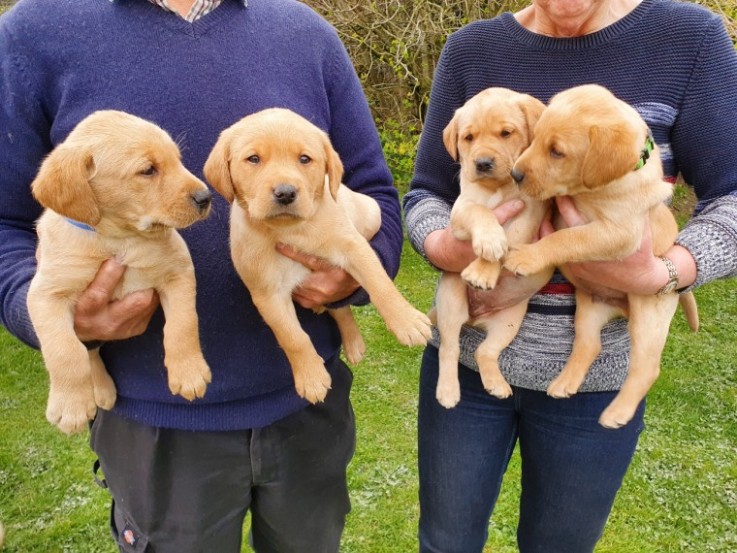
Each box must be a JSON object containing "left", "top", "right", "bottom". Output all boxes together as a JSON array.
[
  {"left": 73, "top": 258, "right": 160, "bottom": 342},
  {"left": 276, "top": 244, "right": 360, "bottom": 309}
]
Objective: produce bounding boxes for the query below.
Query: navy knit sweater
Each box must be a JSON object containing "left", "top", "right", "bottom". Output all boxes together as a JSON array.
[
  {"left": 0, "top": 0, "right": 400, "bottom": 430},
  {"left": 404, "top": 0, "right": 737, "bottom": 391}
]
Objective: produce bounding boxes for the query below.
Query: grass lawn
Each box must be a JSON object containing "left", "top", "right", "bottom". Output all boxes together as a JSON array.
[{"left": 0, "top": 239, "right": 735, "bottom": 552}]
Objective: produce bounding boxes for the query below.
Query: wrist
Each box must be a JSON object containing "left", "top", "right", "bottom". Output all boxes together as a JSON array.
[
  {"left": 654, "top": 255, "right": 679, "bottom": 295},
  {"left": 425, "top": 228, "right": 472, "bottom": 272}
]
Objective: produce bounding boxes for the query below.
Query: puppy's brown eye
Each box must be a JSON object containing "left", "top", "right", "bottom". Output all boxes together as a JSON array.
[
  {"left": 464, "top": 134, "right": 474, "bottom": 142},
  {"left": 550, "top": 147, "right": 565, "bottom": 159},
  {"left": 500, "top": 129, "right": 514, "bottom": 138},
  {"left": 299, "top": 155, "right": 312, "bottom": 165},
  {"left": 140, "top": 165, "right": 157, "bottom": 176},
  {"left": 247, "top": 155, "right": 260, "bottom": 164}
]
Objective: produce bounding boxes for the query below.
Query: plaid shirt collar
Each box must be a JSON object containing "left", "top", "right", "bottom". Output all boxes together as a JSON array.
[{"left": 109, "top": 0, "right": 248, "bottom": 23}]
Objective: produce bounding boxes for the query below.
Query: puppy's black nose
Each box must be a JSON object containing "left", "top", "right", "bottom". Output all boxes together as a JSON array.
[
  {"left": 192, "top": 189, "right": 212, "bottom": 211},
  {"left": 475, "top": 157, "right": 494, "bottom": 173},
  {"left": 511, "top": 168, "right": 524, "bottom": 184},
  {"left": 274, "top": 184, "right": 297, "bottom": 205}
]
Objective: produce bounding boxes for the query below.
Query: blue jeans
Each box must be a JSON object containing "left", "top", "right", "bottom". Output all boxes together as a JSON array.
[{"left": 418, "top": 346, "right": 644, "bottom": 553}]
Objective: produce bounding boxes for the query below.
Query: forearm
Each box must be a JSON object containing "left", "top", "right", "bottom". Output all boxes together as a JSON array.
[
  {"left": 675, "top": 194, "right": 737, "bottom": 290},
  {"left": 403, "top": 192, "right": 452, "bottom": 268}
]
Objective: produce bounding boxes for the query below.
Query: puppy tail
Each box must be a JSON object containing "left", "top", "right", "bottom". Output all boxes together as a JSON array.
[{"left": 678, "top": 292, "right": 699, "bottom": 332}]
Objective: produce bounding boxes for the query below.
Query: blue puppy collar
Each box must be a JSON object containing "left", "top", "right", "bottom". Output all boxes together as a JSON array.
[{"left": 65, "top": 218, "right": 95, "bottom": 232}]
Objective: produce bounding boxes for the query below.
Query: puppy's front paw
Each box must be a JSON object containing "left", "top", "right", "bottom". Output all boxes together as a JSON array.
[
  {"left": 461, "top": 258, "right": 501, "bottom": 290},
  {"left": 386, "top": 308, "right": 433, "bottom": 347},
  {"left": 46, "top": 386, "right": 97, "bottom": 434},
  {"left": 472, "top": 229, "right": 507, "bottom": 261},
  {"left": 167, "top": 355, "right": 212, "bottom": 401},
  {"left": 503, "top": 246, "right": 545, "bottom": 276},
  {"left": 294, "top": 364, "right": 332, "bottom": 404}
]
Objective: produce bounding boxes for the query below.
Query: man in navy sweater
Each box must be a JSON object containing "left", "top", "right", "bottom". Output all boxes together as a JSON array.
[{"left": 0, "top": 0, "right": 401, "bottom": 551}]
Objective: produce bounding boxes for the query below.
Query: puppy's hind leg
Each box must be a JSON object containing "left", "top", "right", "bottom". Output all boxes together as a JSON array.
[
  {"left": 435, "top": 273, "right": 469, "bottom": 408},
  {"left": 329, "top": 306, "right": 366, "bottom": 365},
  {"left": 89, "top": 347, "right": 117, "bottom": 410},
  {"left": 474, "top": 301, "right": 530, "bottom": 399},
  {"left": 547, "top": 291, "right": 620, "bottom": 399},
  {"left": 599, "top": 293, "right": 679, "bottom": 429}
]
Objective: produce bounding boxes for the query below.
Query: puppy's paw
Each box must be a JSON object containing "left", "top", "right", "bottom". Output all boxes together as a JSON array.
[
  {"left": 461, "top": 258, "right": 501, "bottom": 290},
  {"left": 472, "top": 229, "right": 507, "bottom": 262},
  {"left": 294, "top": 365, "right": 332, "bottom": 404},
  {"left": 167, "top": 355, "right": 212, "bottom": 401},
  {"left": 387, "top": 308, "right": 433, "bottom": 347},
  {"left": 479, "top": 372, "right": 512, "bottom": 399},
  {"left": 93, "top": 379, "right": 118, "bottom": 411},
  {"left": 436, "top": 380, "right": 461, "bottom": 409},
  {"left": 342, "top": 335, "right": 367, "bottom": 365},
  {"left": 598, "top": 399, "right": 637, "bottom": 429},
  {"left": 46, "top": 387, "right": 97, "bottom": 434},
  {"left": 503, "top": 246, "right": 545, "bottom": 276},
  {"left": 546, "top": 372, "right": 583, "bottom": 399}
]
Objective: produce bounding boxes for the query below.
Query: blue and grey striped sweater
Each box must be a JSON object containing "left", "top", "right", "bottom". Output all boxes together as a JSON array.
[{"left": 404, "top": 0, "right": 737, "bottom": 391}]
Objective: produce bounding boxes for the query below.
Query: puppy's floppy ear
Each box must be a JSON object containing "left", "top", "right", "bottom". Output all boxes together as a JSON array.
[
  {"left": 442, "top": 113, "right": 460, "bottom": 161},
  {"left": 324, "top": 134, "right": 344, "bottom": 200},
  {"left": 31, "top": 144, "right": 101, "bottom": 225},
  {"left": 581, "top": 124, "right": 641, "bottom": 188},
  {"left": 203, "top": 129, "right": 235, "bottom": 203},
  {"left": 518, "top": 95, "right": 546, "bottom": 140}
]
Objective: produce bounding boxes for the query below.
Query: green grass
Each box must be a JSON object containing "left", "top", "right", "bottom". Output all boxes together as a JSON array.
[{"left": 1, "top": 243, "right": 735, "bottom": 552}]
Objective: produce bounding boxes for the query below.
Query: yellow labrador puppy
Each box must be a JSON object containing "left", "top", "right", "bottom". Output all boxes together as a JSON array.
[
  {"left": 204, "top": 108, "right": 432, "bottom": 403},
  {"left": 27, "top": 110, "right": 212, "bottom": 434},
  {"left": 434, "top": 88, "right": 553, "bottom": 407},
  {"left": 505, "top": 84, "right": 698, "bottom": 428}
]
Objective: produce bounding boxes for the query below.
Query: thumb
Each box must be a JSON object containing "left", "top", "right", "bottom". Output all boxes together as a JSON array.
[
  {"left": 555, "top": 196, "right": 586, "bottom": 227},
  {"left": 83, "top": 258, "right": 126, "bottom": 309},
  {"left": 493, "top": 199, "right": 525, "bottom": 226}
]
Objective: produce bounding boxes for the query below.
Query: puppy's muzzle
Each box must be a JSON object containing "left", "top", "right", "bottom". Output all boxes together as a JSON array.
[
  {"left": 192, "top": 189, "right": 213, "bottom": 213},
  {"left": 273, "top": 184, "right": 297, "bottom": 206},
  {"left": 511, "top": 168, "right": 525, "bottom": 185},
  {"left": 474, "top": 157, "right": 495, "bottom": 174}
]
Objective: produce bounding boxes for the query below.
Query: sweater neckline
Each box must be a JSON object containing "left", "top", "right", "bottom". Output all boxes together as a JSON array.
[
  {"left": 142, "top": 0, "right": 245, "bottom": 37},
  {"left": 501, "top": 0, "right": 654, "bottom": 50}
]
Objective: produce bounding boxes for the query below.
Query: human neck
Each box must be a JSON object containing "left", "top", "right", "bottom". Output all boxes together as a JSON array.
[
  {"left": 516, "top": 0, "right": 641, "bottom": 37},
  {"left": 164, "top": 0, "right": 197, "bottom": 19}
]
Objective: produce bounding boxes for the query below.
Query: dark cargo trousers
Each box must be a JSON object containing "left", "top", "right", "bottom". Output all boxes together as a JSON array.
[{"left": 90, "top": 357, "right": 356, "bottom": 553}]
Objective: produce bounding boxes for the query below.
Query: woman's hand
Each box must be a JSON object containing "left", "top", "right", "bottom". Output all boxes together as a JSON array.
[
  {"left": 424, "top": 198, "right": 550, "bottom": 317},
  {"left": 73, "top": 258, "right": 160, "bottom": 342},
  {"left": 553, "top": 196, "right": 696, "bottom": 295},
  {"left": 424, "top": 199, "right": 526, "bottom": 272},
  {"left": 276, "top": 244, "right": 360, "bottom": 309}
]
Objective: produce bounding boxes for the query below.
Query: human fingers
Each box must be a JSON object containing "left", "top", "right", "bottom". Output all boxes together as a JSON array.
[
  {"left": 293, "top": 267, "right": 359, "bottom": 309},
  {"left": 76, "top": 258, "right": 126, "bottom": 313},
  {"left": 492, "top": 199, "right": 525, "bottom": 226},
  {"left": 105, "top": 288, "right": 160, "bottom": 338},
  {"left": 276, "top": 243, "right": 332, "bottom": 271},
  {"left": 554, "top": 196, "right": 586, "bottom": 227}
]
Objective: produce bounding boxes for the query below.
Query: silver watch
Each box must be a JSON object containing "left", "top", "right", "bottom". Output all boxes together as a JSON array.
[{"left": 656, "top": 255, "right": 679, "bottom": 295}]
